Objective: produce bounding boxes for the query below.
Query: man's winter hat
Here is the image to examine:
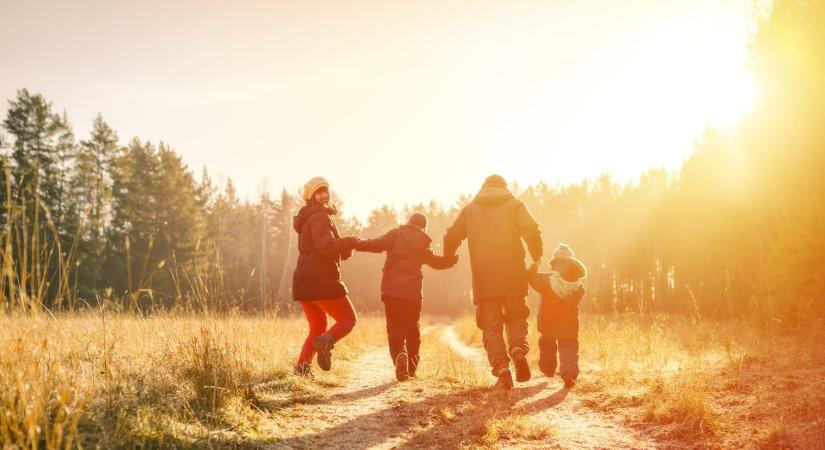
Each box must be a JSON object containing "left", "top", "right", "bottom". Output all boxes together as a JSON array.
[
  {"left": 407, "top": 212, "right": 428, "bottom": 230},
  {"left": 553, "top": 243, "right": 574, "bottom": 259},
  {"left": 302, "top": 176, "right": 329, "bottom": 201},
  {"left": 482, "top": 174, "right": 508, "bottom": 189}
]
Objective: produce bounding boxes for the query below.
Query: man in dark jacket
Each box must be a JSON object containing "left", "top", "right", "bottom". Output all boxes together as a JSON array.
[
  {"left": 356, "top": 212, "right": 458, "bottom": 381},
  {"left": 443, "top": 175, "right": 543, "bottom": 389}
]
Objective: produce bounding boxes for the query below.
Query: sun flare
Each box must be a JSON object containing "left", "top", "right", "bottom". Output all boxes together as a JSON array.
[{"left": 472, "top": 2, "right": 759, "bottom": 189}]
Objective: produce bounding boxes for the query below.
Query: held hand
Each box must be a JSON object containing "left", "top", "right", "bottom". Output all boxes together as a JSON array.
[
  {"left": 447, "top": 253, "right": 459, "bottom": 266},
  {"left": 352, "top": 235, "right": 366, "bottom": 251},
  {"left": 341, "top": 236, "right": 360, "bottom": 252},
  {"left": 528, "top": 261, "right": 540, "bottom": 273},
  {"left": 341, "top": 236, "right": 360, "bottom": 259}
]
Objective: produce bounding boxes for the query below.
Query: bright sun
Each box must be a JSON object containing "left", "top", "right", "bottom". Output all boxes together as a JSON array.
[{"left": 469, "top": 4, "right": 759, "bottom": 188}]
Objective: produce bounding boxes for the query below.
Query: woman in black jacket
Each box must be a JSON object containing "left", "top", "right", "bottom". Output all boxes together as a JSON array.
[{"left": 293, "top": 177, "right": 360, "bottom": 376}]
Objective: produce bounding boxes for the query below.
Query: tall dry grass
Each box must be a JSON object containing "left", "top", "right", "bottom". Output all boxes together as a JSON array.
[
  {"left": 0, "top": 162, "right": 80, "bottom": 313},
  {"left": 454, "top": 311, "right": 825, "bottom": 448},
  {"left": 1, "top": 308, "right": 822, "bottom": 449},
  {"left": 0, "top": 312, "right": 387, "bottom": 448}
]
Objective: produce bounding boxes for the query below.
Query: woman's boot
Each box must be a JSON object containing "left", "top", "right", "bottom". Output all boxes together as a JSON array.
[{"left": 312, "top": 333, "right": 335, "bottom": 371}]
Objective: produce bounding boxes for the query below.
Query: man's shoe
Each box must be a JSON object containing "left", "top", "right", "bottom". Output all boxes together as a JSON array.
[
  {"left": 312, "top": 334, "right": 334, "bottom": 371},
  {"left": 395, "top": 352, "right": 410, "bottom": 381},
  {"left": 511, "top": 348, "right": 531, "bottom": 383},
  {"left": 495, "top": 368, "right": 514, "bottom": 390},
  {"left": 562, "top": 376, "right": 576, "bottom": 389}
]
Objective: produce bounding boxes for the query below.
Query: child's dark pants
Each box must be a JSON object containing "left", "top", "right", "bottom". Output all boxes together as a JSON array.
[
  {"left": 538, "top": 335, "right": 579, "bottom": 380},
  {"left": 383, "top": 297, "right": 422, "bottom": 372}
]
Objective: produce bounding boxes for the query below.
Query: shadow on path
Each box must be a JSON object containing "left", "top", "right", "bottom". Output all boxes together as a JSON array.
[
  {"left": 326, "top": 381, "right": 394, "bottom": 403},
  {"left": 518, "top": 385, "right": 570, "bottom": 413},
  {"left": 234, "top": 382, "right": 551, "bottom": 449},
  {"left": 397, "top": 382, "right": 550, "bottom": 449}
]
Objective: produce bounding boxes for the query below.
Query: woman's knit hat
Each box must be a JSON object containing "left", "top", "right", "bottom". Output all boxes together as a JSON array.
[{"left": 302, "top": 176, "right": 329, "bottom": 201}]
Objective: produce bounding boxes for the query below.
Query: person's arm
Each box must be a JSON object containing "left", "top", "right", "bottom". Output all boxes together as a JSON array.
[
  {"left": 564, "top": 286, "right": 586, "bottom": 303},
  {"left": 355, "top": 229, "right": 396, "bottom": 253},
  {"left": 310, "top": 215, "right": 358, "bottom": 259},
  {"left": 527, "top": 263, "right": 554, "bottom": 295},
  {"left": 422, "top": 248, "right": 458, "bottom": 270},
  {"left": 443, "top": 208, "right": 467, "bottom": 256},
  {"left": 517, "top": 201, "right": 543, "bottom": 262}
]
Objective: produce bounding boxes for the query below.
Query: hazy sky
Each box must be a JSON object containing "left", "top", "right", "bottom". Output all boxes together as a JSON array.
[{"left": 0, "top": 0, "right": 758, "bottom": 220}]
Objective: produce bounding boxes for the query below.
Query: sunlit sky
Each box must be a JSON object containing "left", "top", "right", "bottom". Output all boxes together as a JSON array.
[{"left": 0, "top": 0, "right": 758, "bottom": 220}]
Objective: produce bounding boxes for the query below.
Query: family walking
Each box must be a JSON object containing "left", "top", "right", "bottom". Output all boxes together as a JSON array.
[{"left": 291, "top": 175, "right": 587, "bottom": 389}]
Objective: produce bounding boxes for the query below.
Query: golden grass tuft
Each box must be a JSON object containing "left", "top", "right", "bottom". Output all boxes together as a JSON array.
[
  {"left": 479, "top": 415, "right": 554, "bottom": 446},
  {"left": 179, "top": 326, "right": 256, "bottom": 415},
  {"left": 0, "top": 311, "right": 388, "bottom": 448},
  {"left": 0, "top": 335, "right": 86, "bottom": 449}
]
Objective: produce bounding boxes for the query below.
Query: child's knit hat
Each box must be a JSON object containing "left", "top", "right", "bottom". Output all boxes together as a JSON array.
[
  {"left": 407, "top": 212, "right": 428, "bottom": 230},
  {"left": 553, "top": 243, "right": 574, "bottom": 259},
  {"left": 550, "top": 257, "right": 587, "bottom": 282}
]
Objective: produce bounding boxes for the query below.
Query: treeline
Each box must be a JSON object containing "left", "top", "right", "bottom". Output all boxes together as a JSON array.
[
  {"left": 0, "top": 95, "right": 298, "bottom": 312},
  {"left": 1, "top": 0, "right": 823, "bottom": 322}
]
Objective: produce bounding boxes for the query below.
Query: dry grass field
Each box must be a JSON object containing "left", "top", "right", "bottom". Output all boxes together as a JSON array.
[{"left": 1, "top": 311, "right": 823, "bottom": 449}]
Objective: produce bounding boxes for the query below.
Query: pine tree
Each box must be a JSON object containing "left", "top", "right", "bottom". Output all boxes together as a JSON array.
[
  {"left": 106, "top": 138, "right": 161, "bottom": 304},
  {"left": 274, "top": 188, "right": 296, "bottom": 305},
  {"left": 3, "top": 90, "right": 64, "bottom": 214},
  {"left": 0, "top": 134, "right": 8, "bottom": 229},
  {"left": 154, "top": 143, "right": 204, "bottom": 283},
  {"left": 72, "top": 114, "right": 120, "bottom": 293},
  {"left": 2, "top": 89, "right": 67, "bottom": 307}
]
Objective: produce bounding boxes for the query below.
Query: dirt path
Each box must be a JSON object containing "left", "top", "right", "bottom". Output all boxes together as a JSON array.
[
  {"left": 260, "top": 328, "right": 440, "bottom": 449},
  {"left": 439, "top": 325, "right": 658, "bottom": 449},
  {"left": 263, "top": 348, "right": 419, "bottom": 448},
  {"left": 259, "top": 325, "right": 659, "bottom": 449}
]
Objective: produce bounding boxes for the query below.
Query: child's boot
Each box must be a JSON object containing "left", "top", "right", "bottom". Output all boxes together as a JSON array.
[
  {"left": 395, "top": 352, "right": 410, "bottom": 381},
  {"left": 495, "top": 367, "right": 514, "bottom": 390}
]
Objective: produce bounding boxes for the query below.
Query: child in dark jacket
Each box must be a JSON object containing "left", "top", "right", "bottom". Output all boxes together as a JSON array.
[
  {"left": 355, "top": 212, "right": 458, "bottom": 381},
  {"left": 528, "top": 243, "right": 587, "bottom": 388}
]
